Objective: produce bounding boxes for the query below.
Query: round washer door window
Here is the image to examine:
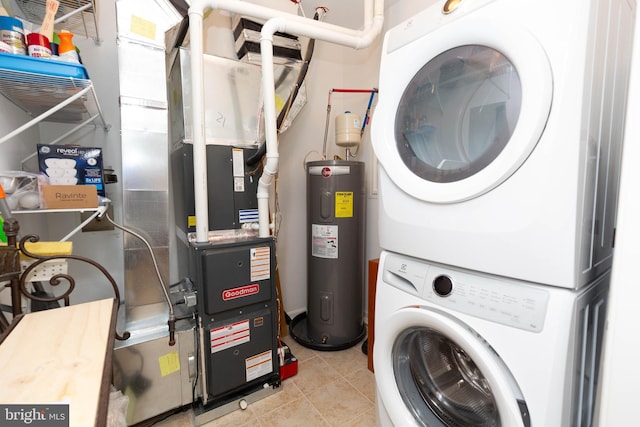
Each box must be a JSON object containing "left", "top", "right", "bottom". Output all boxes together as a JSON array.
[
  {"left": 395, "top": 45, "right": 521, "bottom": 184},
  {"left": 394, "top": 327, "right": 501, "bottom": 426},
  {"left": 374, "top": 306, "right": 530, "bottom": 427}
]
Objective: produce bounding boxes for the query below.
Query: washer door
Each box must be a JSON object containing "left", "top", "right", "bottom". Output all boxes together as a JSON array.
[
  {"left": 375, "top": 306, "right": 530, "bottom": 427},
  {"left": 374, "top": 19, "right": 552, "bottom": 203}
]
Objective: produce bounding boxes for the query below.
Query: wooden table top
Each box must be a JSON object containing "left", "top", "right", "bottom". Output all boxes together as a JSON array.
[{"left": 0, "top": 298, "right": 117, "bottom": 427}]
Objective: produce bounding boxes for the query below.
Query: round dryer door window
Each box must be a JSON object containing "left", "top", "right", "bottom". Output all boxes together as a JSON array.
[
  {"left": 374, "top": 20, "right": 552, "bottom": 203},
  {"left": 396, "top": 45, "right": 521, "bottom": 184}
]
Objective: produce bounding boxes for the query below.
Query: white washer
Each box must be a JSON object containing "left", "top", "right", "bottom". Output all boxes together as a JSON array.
[
  {"left": 373, "top": 251, "right": 608, "bottom": 427},
  {"left": 371, "top": 0, "right": 635, "bottom": 288}
]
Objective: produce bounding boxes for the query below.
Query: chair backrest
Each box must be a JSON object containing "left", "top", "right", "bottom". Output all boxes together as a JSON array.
[{"left": 0, "top": 215, "right": 129, "bottom": 341}]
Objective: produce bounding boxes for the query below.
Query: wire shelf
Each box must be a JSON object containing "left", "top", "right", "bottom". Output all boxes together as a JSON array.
[
  {"left": 14, "top": 0, "right": 99, "bottom": 41},
  {"left": 0, "top": 67, "right": 98, "bottom": 123}
]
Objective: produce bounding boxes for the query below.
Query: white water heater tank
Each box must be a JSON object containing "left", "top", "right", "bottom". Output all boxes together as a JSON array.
[{"left": 335, "top": 111, "right": 361, "bottom": 148}]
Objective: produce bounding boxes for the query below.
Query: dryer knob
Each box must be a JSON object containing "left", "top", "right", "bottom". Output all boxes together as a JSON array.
[{"left": 433, "top": 275, "right": 453, "bottom": 296}]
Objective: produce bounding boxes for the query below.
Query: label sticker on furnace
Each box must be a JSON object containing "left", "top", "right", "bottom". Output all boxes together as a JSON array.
[
  {"left": 312, "top": 224, "right": 338, "bottom": 259},
  {"left": 250, "top": 246, "right": 270, "bottom": 281},
  {"left": 232, "top": 148, "right": 245, "bottom": 177},
  {"left": 210, "top": 320, "right": 250, "bottom": 354},
  {"left": 246, "top": 350, "right": 273, "bottom": 381}
]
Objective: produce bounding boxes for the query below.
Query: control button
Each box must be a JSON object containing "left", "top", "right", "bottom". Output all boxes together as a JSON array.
[{"left": 433, "top": 275, "right": 453, "bottom": 296}]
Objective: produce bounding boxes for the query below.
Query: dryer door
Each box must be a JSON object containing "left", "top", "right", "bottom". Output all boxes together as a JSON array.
[
  {"left": 375, "top": 306, "right": 530, "bottom": 427},
  {"left": 373, "top": 18, "right": 552, "bottom": 203}
]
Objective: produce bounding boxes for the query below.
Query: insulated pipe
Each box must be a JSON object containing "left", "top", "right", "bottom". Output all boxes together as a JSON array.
[{"left": 188, "top": 0, "right": 384, "bottom": 241}]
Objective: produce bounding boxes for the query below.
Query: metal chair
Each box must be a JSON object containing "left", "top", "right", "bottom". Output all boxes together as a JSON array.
[{"left": 0, "top": 216, "right": 129, "bottom": 340}]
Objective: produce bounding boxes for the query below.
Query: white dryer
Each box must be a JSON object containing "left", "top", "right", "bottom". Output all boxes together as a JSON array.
[
  {"left": 371, "top": 0, "right": 635, "bottom": 288},
  {"left": 373, "top": 251, "right": 609, "bottom": 427}
]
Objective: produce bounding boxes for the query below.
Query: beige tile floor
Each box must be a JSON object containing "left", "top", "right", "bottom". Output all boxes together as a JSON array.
[{"left": 153, "top": 338, "right": 377, "bottom": 427}]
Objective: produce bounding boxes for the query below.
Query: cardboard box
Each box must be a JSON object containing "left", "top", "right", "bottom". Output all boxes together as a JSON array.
[{"left": 41, "top": 185, "right": 98, "bottom": 209}]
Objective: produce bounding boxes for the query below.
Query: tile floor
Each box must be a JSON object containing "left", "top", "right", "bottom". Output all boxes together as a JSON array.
[{"left": 153, "top": 338, "right": 377, "bottom": 427}]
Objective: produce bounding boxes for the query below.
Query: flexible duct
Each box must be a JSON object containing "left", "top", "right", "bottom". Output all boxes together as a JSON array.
[{"left": 188, "top": 0, "right": 384, "bottom": 241}]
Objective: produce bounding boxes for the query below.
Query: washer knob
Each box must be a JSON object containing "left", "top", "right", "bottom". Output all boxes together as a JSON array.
[{"left": 433, "top": 275, "right": 453, "bottom": 296}]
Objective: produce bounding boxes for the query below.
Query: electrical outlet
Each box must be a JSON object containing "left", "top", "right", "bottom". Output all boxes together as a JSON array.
[{"left": 81, "top": 205, "right": 114, "bottom": 232}]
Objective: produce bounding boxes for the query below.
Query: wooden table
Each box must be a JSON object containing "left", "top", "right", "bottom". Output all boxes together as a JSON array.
[{"left": 0, "top": 298, "right": 117, "bottom": 427}]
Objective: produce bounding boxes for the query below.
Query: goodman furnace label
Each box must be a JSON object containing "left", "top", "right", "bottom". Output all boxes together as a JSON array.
[{"left": 312, "top": 224, "right": 338, "bottom": 259}]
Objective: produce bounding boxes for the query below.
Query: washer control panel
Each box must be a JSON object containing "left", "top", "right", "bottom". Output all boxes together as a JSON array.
[
  {"left": 383, "top": 252, "right": 550, "bottom": 332},
  {"left": 425, "top": 270, "right": 550, "bottom": 332}
]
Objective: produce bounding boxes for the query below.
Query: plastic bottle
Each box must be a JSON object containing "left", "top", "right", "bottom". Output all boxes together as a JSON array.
[
  {"left": 57, "top": 30, "right": 79, "bottom": 63},
  {"left": 50, "top": 31, "right": 59, "bottom": 57}
]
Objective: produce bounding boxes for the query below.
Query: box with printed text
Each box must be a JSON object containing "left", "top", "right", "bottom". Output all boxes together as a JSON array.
[{"left": 37, "top": 144, "right": 105, "bottom": 197}]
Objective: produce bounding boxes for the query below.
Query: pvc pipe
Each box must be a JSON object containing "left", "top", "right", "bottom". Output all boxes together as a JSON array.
[
  {"left": 187, "top": 6, "right": 209, "bottom": 243},
  {"left": 188, "top": 0, "right": 384, "bottom": 241}
]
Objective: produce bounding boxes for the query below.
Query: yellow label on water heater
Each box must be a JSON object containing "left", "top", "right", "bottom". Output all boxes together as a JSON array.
[{"left": 335, "top": 192, "right": 353, "bottom": 218}]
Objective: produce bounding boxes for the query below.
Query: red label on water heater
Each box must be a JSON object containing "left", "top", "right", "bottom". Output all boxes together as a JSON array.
[
  {"left": 222, "top": 284, "right": 260, "bottom": 300},
  {"left": 321, "top": 167, "right": 332, "bottom": 178}
]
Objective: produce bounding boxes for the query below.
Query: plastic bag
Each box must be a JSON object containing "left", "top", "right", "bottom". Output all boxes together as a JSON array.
[
  {"left": 0, "top": 171, "right": 40, "bottom": 211},
  {"left": 107, "top": 385, "right": 129, "bottom": 427}
]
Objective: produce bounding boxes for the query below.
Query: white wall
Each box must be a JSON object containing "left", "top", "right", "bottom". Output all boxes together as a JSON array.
[{"left": 0, "top": 100, "right": 39, "bottom": 171}]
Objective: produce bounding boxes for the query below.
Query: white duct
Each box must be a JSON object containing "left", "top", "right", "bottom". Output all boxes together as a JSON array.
[{"left": 188, "top": 0, "right": 384, "bottom": 241}]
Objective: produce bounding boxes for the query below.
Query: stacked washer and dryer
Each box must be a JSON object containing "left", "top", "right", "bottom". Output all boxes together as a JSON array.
[{"left": 371, "top": 0, "right": 635, "bottom": 426}]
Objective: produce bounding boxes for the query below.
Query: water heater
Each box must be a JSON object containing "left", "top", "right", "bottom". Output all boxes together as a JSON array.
[{"left": 290, "top": 160, "right": 366, "bottom": 350}]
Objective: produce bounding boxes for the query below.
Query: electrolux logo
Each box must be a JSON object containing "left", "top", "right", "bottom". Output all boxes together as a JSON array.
[
  {"left": 1, "top": 405, "right": 68, "bottom": 426},
  {"left": 222, "top": 284, "right": 260, "bottom": 301}
]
